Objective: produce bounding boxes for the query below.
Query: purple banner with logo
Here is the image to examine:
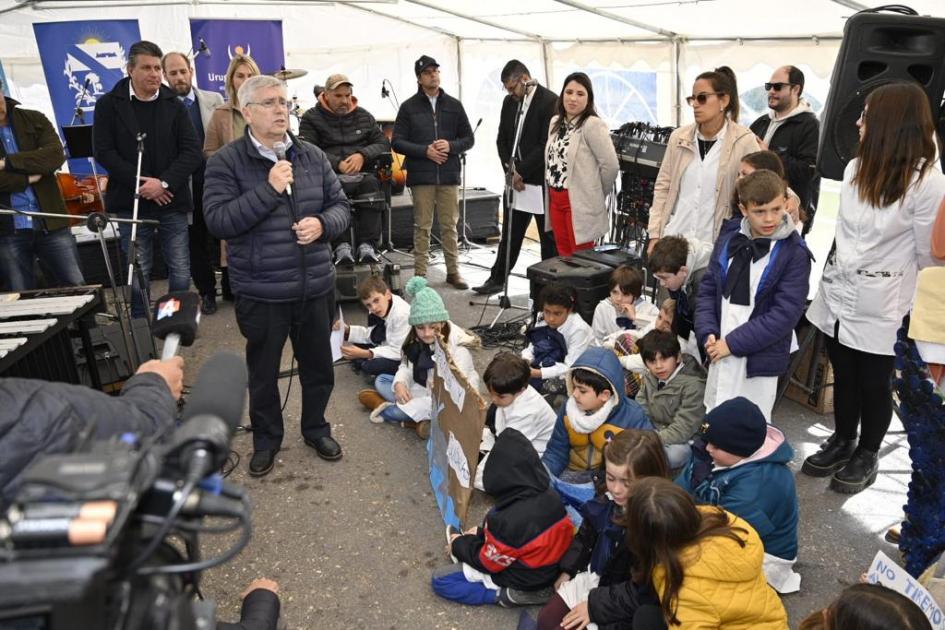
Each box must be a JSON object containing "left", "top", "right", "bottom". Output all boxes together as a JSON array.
[
  {"left": 33, "top": 20, "right": 141, "bottom": 174},
  {"left": 189, "top": 19, "right": 285, "bottom": 99}
]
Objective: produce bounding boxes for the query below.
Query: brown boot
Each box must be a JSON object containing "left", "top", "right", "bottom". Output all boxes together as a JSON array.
[
  {"left": 358, "top": 388, "right": 386, "bottom": 411},
  {"left": 414, "top": 420, "right": 431, "bottom": 440},
  {"left": 445, "top": 274, "right": 468, "bottom": 290}
]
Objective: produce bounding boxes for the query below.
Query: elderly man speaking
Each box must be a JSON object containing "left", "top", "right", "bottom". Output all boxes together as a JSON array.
[{"left": 204, "top": 75, "right": 350, "bottom": 477}]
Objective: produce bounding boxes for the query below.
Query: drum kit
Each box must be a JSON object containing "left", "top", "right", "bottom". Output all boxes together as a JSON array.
[{"left": 270, "top": 66, "right": 308, "bottom": 129}]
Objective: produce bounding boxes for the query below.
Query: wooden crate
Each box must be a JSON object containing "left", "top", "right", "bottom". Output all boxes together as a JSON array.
[{"left": 785, "top": 333, "right": 835, "bottom": 414}]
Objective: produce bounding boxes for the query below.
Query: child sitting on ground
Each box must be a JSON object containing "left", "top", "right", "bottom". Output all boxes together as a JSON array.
[
  {"left": 432, "top": 428, "right": 574, "bottom": 608},
  {"left": 537, "top": 429, "right": 667, "bottom": 630},
  {"left": 591, "top": 265, "right": 660, "bottom": 346},
  {"left": 636, "top": 330, "right": 706, "bottom": 470},
  {"left": 541, "top": 347, "right": 652, "bottom": 510},
  {"left": 798, "top": 583, "right": 933, "bottom": 630},
  {"left": 475, "top": 352, "right": 557, "bottom": 491},
  {"left": 624, "top": 477, "right": 789, "bottom": 629},
  {"left": 648, "top": 235, "right": 701, "bottom": 345},
  {"left": 358, "top": 277, "right": 479, "bottom": 439},
  {"left": 695, "top": 169, "right": 811, "bottom": 420},
  {"left": 340, "top": 276, "right": 410, "bottom": 379},
  {"left": 676, "top": 396, "right": 800, "bottom": 593},
  {"left": 522, "top": 283, "right": 593, "bottom": 403}
]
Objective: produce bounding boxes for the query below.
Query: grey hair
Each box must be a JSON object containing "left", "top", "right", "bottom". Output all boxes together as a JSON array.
[{"left": 237, "top": 75, "right": 285, "bottom": 110}]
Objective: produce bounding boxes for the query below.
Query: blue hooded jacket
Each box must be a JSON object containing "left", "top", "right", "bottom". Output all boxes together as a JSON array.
[
  {"left": 676, "top": 425, "right": 799, "bottom": 560},
  {"left": 542, "top": 347, "right": 653, "bottom": 477}
]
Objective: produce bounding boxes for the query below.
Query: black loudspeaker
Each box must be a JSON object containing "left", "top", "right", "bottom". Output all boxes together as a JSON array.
[{"left": 817, "top": 10, "right": 945, "bottom": 180}]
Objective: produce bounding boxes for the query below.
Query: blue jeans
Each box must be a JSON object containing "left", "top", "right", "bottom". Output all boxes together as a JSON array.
[
  {"left": 0, "top": 227, "right": 85, "bottom": 291},
  {"left": 374, "top": 373, "right": 413, "bottom": 423},
  {"left": 118, "top": 211, "right": 191, "bottom": 317}
]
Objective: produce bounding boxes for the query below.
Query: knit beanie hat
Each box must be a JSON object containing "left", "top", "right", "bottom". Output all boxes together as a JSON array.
[
  {"left": 700, "top": 397, "right": 767, "bottom": 457},
  {"left": 406, "top": 276, "right": 450, "bottom": 326}
]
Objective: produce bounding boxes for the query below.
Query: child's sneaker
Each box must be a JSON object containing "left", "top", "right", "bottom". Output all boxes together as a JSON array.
[
  {"left": 496, "top": 586, "right": 554, "bottom": 608},
  {"left": 358, "top": 388, "right": 385, "bottom": 411}
]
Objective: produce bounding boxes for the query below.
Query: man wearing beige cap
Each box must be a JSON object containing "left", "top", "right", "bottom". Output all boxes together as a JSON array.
[
  {"left": 392, "top": 55, "right": 474, "bottom": 288},
  {"left": 299, "top": 73, "right": 390, "bottom": 265}
]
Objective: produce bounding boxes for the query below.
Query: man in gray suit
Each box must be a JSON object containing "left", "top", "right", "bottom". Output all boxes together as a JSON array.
[{"left": 163, "top": 51, "right": 224, "bottom": 314}]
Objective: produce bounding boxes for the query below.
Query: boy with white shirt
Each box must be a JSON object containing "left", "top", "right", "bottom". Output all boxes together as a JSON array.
[
  {"left": 475, "top": 352, "right": 557, "bottom": 491},
  {"left": 591, "top": 265, "right": 660, "bottom": 346},
  {"left": 342, "top": 276, "right": 411, "bottom": 382}
]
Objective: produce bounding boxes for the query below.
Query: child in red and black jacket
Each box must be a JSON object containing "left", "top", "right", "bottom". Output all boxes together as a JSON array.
[{"left": 431, "top": 428, "right": 574, "bottom": 607}]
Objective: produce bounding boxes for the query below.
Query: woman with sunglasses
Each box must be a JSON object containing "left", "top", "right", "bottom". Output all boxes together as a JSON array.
[
  {"left": 647, "top": 67, "right": 760, "bottom": 274},
  {"left": 544, "top": 72, "right": 619, "bottom": 256},
  {"left": 803, "top": 82, "right": 945, "bottom": 494}
]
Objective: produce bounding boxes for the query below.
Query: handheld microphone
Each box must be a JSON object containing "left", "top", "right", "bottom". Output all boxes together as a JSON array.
[
  {"left": 473, "top": 117, "right": 483, "bottom": 134},
  {"left": 151, "top": 291, "right": 201, "bottom": 360},
  {"left": 273, "top": 141, "right": 292, "bottom": 196},
  {"left": 198, "top": 38, "right": 212, "bottom": 58},
  {"left": 167, "top": 351, "right": 248, "bottom": 480}
]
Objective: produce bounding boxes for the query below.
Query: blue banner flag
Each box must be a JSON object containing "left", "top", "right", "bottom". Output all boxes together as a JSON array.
[
  {"left": 33, "top": 20, "right": 141, "bottom": 174},
  {"left": 189, "top": 19, "right": 285, "bottom": 99}
]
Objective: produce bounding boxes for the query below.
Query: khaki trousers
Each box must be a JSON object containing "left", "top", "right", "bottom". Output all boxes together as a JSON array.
[{"left": 410, "top": 185, "right": 459, "bottom": 276}]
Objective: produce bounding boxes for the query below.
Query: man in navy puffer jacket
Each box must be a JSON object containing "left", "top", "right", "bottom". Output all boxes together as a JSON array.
[{"left": 204, "top": 76, "right": 350, "bottom": 477}]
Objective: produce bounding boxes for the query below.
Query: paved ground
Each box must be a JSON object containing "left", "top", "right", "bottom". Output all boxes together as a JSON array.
[{"left": 172, "top": 240, "right": 908, "bottom": 630}]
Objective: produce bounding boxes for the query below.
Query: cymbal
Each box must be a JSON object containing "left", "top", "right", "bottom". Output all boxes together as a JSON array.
[{"left": 272, "top": 68, "right": 308, "bottom": 81}]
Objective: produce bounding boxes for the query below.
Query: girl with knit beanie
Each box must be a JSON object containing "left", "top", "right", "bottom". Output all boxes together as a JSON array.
[{"left": 362, "top": 277, "right": 480, "bottom": 439}]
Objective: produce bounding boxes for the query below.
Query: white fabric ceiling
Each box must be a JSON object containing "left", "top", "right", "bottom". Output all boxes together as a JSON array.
[{"left": 0, "top": 0, "right": 943, "bottom": 190}]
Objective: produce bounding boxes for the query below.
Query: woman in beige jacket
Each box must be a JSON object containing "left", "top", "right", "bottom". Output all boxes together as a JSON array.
[
  {"left": 544, "top": 72, "right": 619, "bottom": 256},
  {"left": 647, "top": 66, "right": 760, "bottom": 271},
  {"left": 203, "top": 54, "right": 260, "bottom": 159},
  {"left": 202, "top": 54, "right": 259, "bottom": 299}
]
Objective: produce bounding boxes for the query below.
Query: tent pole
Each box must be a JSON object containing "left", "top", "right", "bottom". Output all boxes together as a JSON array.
[
  {"left": 541, "top": 39, "right": 551, "bottom": 89},
  {"left": 673, "top": 37, "right": 682, "bottom": 127},
  {"left": 456, "top": 37, "right": 463, "bottom": 102}
]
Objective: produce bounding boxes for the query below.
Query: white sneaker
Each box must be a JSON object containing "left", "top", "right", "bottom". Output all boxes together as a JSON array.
[
  {"left": 357, "top": 243, "right": 380, "bottom": 263},
  {"left": 334, "top": 243, "right": 355, "bottom": 266}
]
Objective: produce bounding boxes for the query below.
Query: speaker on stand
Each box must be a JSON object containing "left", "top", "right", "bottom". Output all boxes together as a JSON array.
[{"left": 817, "top": 7, "right": 945, "bottom": 180}]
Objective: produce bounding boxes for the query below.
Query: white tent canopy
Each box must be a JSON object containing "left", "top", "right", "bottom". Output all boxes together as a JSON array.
[{"left": 1, "top": 0, "right": 943, "bottom": 191}]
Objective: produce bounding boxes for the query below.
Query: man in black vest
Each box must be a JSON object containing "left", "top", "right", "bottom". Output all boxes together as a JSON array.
[
  {"left": 473, "top": 60, "right": 557, "bottom": 295},
  {"left": 750, "top": 65, "right": 820, "bottom": 235},
  {"left": 163, "top": 51, "right": 224, "bottom": 314},
  {"left": 93, "top": 40, "right": 202, "bottom": 317}
]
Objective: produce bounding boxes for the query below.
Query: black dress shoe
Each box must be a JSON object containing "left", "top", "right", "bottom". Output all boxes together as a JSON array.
[
  {"left": 801, "top": 433, "right": 857, "bottom": 477},
  {"left": 249, "top": 449, "right": 278, "bottom": 477},
  {"left": 472, "top": 279, "right": 503, "bottom": 295},
  {"left": 201, "top": 293, "right": 218, "bottom": 315},
  {"left": 305, "top": 435, "right": 343, "bottom": 461},
  {"left": 830, "top": 447, "right": 879, "bottom": 494}
]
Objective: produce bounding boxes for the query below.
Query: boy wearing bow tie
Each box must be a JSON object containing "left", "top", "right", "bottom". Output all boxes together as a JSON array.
[{"left": 694, "top": 169, "right": 811, "bottom": 421}]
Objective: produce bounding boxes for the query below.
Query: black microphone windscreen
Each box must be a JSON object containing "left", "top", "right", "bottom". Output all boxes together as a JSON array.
[
  {"left": 182, "top": 351, "right": 248, "bottom": 433},
  {"left": 151, "top": 291, "right": 200, "bottom": 345},
  {"left": 273, "top": 141, "right": 288, "bottom": 161}
]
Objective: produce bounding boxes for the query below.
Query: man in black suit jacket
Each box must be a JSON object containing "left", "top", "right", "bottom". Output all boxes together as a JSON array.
[{"left": 473, "top": 60, "right": 558, "bottom": 295}]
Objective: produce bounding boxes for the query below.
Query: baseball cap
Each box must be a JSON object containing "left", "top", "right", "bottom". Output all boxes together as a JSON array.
[
  {"left": 414, "top": 55, "right": 439, "bottom": 77},
  {"left": 325, "top": 73, "right": 353, "bottom": 91}
]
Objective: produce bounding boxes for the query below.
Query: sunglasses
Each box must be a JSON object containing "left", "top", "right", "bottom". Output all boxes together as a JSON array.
[
  {"left": 686, "top": 92, "right": 722, "bottom": 106},
  {"left": 764, "top": 82, "right": 795, "bottom": 91}
]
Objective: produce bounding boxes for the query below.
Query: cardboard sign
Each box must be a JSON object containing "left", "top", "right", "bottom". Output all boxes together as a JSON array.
[
  {"left": 867, "top": 551, "right": 945, "bottom": 629},
  {"left": 428, "top": 337, "right": 486, "bottom": 529}
]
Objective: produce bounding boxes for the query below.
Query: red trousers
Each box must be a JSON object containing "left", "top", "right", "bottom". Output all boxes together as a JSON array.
[{"left": 548, "top": 187, "right": 593, "bottom": 257}]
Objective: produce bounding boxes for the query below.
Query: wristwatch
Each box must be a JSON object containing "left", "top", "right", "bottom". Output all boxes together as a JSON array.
[{"left": 160, "top": 180, "right": 169, "bottom": 190}]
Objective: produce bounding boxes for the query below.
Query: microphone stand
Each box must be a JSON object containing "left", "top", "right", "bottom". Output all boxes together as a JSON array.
[
  {"left": 126, "top": 132, "right": 154, "bottom": 329},
  {"left": 379, "top": 80, "right": 411, "bottom": 259},
  {"left": 469, "top": 95, "right": 529, "bottom": 327},
  {"left": 458, "top": 118, "right": 486, "bottom": 253}
]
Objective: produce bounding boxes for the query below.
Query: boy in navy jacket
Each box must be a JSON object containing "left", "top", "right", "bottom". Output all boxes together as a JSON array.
[{"left": 695, "top": 169, "right": 811, "bottom": 421}]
